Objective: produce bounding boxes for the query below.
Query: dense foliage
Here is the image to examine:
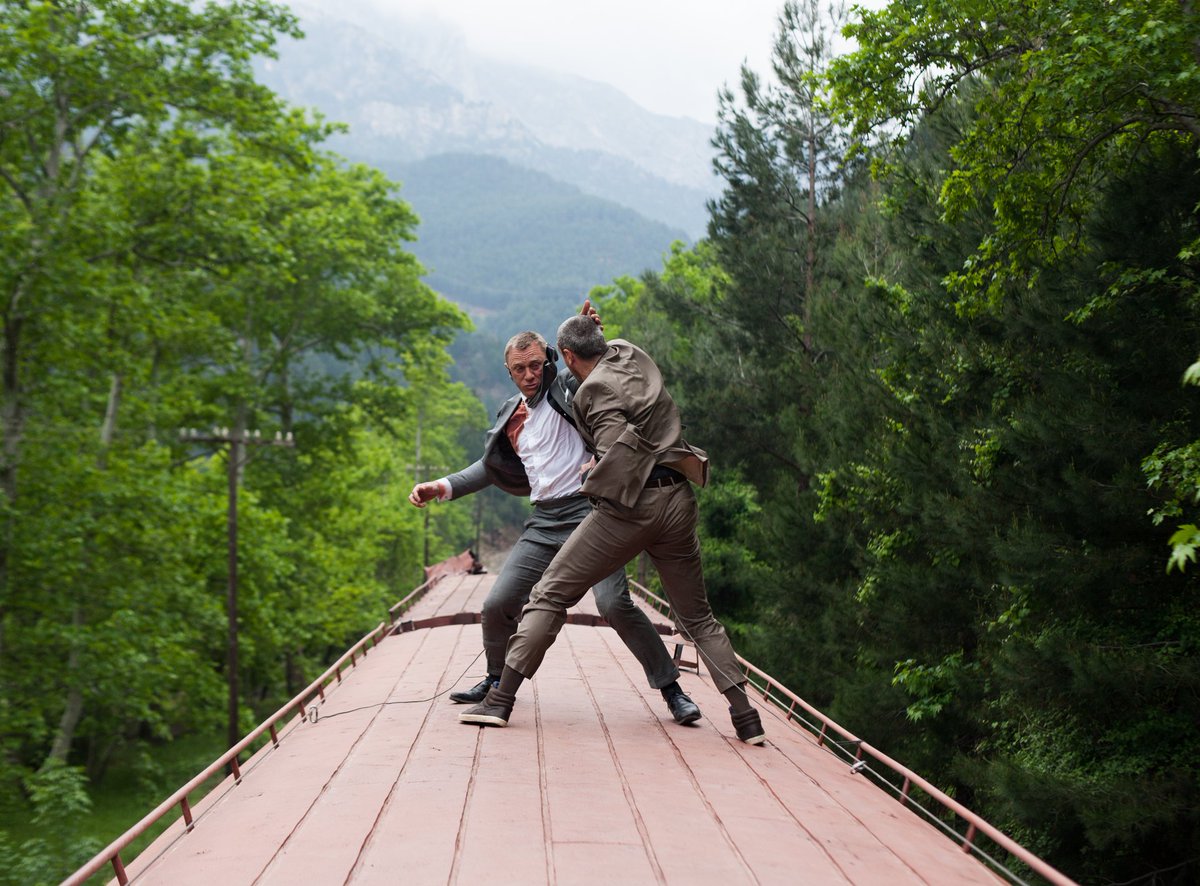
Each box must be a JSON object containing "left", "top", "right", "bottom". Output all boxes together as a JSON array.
[
  {"left": 595, "top": 1, "right": 1200, "bottom": 882},
  {"left": 0, "top": 2, "right": 484, "bottom": 879}
]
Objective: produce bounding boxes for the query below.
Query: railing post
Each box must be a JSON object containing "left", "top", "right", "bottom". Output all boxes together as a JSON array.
[{"left": 962, "top": 823, "right": 977, "bottom": 853}]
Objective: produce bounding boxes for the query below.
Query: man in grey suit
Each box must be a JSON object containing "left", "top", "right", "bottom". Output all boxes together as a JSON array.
[
  {"left": 460, "top": 315, "right": 766, "bottom": 745},
  {"left": 408, "top": 309, "right": 701, "bottom": 725}
]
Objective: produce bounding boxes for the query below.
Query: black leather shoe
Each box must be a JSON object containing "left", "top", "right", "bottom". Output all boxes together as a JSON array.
[
  {"left": 730, "top": 707, "right": 766, "bottom": 745},
  {"left": 450, "top": 676, "right": 498, "bottom": 704},
  {"left": 665, "top": 690, "right": 702, "bottom": 725},
  {"left": 459, "top": 686, "right": 517, "bottom": 727}
]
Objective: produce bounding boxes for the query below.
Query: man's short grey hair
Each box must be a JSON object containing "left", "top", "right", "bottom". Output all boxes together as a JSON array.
[
  {"left": 557, "top": 315, "right": 607, "bottom": 359},
  {"left": 504, "top": 331, "right": 546, "bottom": 362}
]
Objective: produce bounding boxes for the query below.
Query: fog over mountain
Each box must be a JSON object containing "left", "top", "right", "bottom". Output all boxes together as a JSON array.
[
  {"left": 259, "top": 4, "right": 721, "bottom": 238},
  {"left": 258, "top": 3, "right": 720, "bottom": 399}
]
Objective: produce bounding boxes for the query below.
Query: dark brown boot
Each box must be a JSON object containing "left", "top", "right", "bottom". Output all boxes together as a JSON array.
[
  {"left": 730, "top": 707, "right": 766, "bottom": 745},
  {"left": 459, "top": 686, "right": 517, "bottom": 727}
]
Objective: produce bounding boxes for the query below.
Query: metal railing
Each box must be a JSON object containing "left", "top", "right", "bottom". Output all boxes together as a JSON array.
[{"left": 626, "top": 579, "right": 1078, "bottom": 886}]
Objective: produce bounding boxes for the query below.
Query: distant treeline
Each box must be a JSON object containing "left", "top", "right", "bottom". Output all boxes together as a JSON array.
[
  {"left": 591, "top": 1, "right": 1200, "bottom": 883},
  {"left": 390, "top": 153, "right": 687, "bottom": 316}
]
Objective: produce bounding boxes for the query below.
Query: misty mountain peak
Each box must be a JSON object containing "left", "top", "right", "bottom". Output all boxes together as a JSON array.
[{"left": 258, "top": 5, "right": 717, "bottom": 237}]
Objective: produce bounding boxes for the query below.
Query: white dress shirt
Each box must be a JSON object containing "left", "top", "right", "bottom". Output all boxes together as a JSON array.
[
  {"left": 434, "top": 397, "right": 588, "bottom": 503},
  {"left": 514, "top": 397, "right": 589, "bottom": 502}
]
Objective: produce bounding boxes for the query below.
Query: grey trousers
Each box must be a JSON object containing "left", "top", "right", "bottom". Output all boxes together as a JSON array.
[
  {"left": 482, "top": 494, "right": 679, "bottom": 689},
  {"left": 507, "top": 482, "right": 745, "bottom": 693}
]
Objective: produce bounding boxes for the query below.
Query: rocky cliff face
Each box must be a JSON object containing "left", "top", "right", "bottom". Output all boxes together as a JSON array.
[{"left": 259, "top": 4, "right": 719, "bottom": 238}]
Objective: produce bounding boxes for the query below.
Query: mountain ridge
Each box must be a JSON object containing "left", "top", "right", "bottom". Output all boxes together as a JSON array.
[
  {"left": 259, "top": 5, "right": 718, "bottom": 237},
  {"left": 257, "top": 3, "right": 706, "bottom": 399}
]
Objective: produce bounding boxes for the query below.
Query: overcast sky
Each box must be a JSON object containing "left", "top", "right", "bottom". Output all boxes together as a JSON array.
[{"left": 306, "top": 0, "right": 791, "bottom": 123}]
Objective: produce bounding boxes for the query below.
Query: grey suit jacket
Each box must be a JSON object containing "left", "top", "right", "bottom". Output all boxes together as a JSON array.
[
  {"left": 444, "top": 372, "right": 579, "bottom": 500},
  {"left": 573, "top": 339, "right": 708, "bottom": 508}
]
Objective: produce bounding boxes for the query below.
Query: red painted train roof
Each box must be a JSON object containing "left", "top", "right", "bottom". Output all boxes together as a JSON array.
[{"left": 80, "top": 560, "right": 1066, "bottom": 885}]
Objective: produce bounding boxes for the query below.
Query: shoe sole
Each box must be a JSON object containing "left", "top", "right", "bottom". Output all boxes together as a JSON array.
[
  {"left": 741, "top": 733, "right": 767, "bottom": 745},
  {"left": 673, "top": 710, "right": 702, "bottom": 726},
  {"left": 459, "top": 712, "right": 509, "bottom": 726}
]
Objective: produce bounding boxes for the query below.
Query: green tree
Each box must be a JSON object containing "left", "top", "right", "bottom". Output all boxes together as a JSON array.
[
  {"left": 0, "top": 0, "right": 302, "bottom": 504},
  {"left": 0, "top": 4, "right": 478, "bottom": 851},
  {"left": 0, "top": 0, "right": 302, "bottom": 774},
  {"left": 611, "top": 1, "right": 1200, "bottom": 880},
  {"left": 824, "top": 12, "right": 1200, "bottom": 878},
  {"left": 870, "top": 139, "right": 1199, "bottom": 884},
  {"left": 829, "top": 0, "right": 1200, "bottom": 312},
  {"left": 828, "top": 0, "right": 1200, "bottom": 564}
]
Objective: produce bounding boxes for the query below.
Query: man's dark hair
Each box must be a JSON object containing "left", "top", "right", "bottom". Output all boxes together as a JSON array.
[{"left": 557, "top": 315, "right": 607, "bottom": 359}]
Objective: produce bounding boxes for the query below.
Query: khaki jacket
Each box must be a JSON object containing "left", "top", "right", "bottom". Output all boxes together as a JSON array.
[{"left": 574, "top": 339, "right": 708, "bottom": 508}]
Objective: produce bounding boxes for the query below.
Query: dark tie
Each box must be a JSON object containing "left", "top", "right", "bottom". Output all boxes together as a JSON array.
[{"left": 506, "top": 400, "right": 528, "bottom": 453}]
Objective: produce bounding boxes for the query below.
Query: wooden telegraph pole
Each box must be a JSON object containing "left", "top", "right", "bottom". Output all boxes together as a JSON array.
[
  {"left": 181, "top": 426, "right": 294, "bottom": 759},
  {"left": 408, "top": 407, "right": 453, "bottom": 571}
]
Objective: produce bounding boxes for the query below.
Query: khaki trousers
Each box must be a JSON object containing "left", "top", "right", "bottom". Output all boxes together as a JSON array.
[
  {"left": 481, "top": 495, "right": 679, "bottom": 688},
  {"left": 506, "top": 482, "right": 746, "bottom": 692}
]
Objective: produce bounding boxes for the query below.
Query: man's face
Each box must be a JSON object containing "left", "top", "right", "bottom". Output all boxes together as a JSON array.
[{"left": 505, "top": 343, "right": 546, "bottom": 399}]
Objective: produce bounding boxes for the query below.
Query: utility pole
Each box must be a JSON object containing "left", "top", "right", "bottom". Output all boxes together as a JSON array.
[
  {"left": 414, "top": 407, "right": 429, "bottom": 567},
  {"left": 407, "top": 407, "right": 452, "bottom": 574},
  {"left": 181, "top": 426, "right": 294, "bottom": 759}
]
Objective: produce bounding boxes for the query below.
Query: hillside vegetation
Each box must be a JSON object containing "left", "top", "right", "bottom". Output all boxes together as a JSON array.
[{"left": 390, "top": 153, "right": 686, "bottom": 315}]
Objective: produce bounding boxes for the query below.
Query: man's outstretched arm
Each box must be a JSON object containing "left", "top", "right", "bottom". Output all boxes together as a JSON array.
[
  {"left": 408, "top": 459, "right": 493, "bottom": 507},
  {"left": 407, "top": 479, "right": 448, "bottom": 508}
]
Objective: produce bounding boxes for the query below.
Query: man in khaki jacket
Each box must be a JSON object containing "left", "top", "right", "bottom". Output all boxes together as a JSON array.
[{"left": 460, "top": 315, "right": 766, "bottom": 745}]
